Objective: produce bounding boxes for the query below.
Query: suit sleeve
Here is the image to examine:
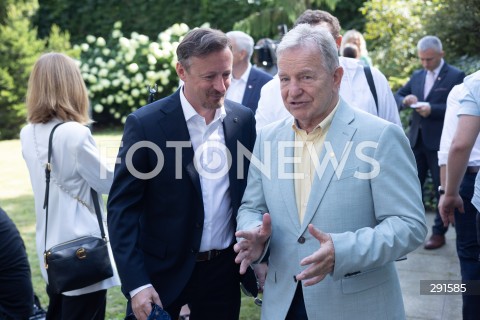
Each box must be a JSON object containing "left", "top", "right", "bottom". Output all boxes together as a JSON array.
[
  {"left": 237, "top": 129, "right": 269, "bottom": 232},
  {"left": 107, "top": 114, "right": 152, "bottom": 297},
  {"left": 330, "top": 124, "right": 427, "bottom": 280},
  {"left": 394, "top": 78, "right": 413, "bottom": 111}
]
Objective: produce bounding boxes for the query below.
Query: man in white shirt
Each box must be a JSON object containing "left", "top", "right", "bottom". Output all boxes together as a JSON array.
[
  {"left": 255, "top": 9, "right": 401, "bottom": 131},
  {"left": 107, "top": 28, "right": 257, "bottom": 320},
  {"left": 437, "top": 81, "right": 480, "bottom": 319},
  {"left": 226, "top": 31, "right": 273, "bottom": 113}
]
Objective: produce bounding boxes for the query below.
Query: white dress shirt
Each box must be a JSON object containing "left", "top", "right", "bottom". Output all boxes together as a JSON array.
[
  {"left": 180, "top": 87, "right": 234, "bottom": 252},
  {"left": 438, "top": 83, "right": 480, "bottom": 167},
  {"left": 456, "top": 71, "right": 480, "bottom": 211},
  {"left": 255, "top": 57, "right": 401, "bottom": 131},
  {"left": 130, "top": 88, "right": 236, "bottom": 298},
  {"left": 226, "top": 63, "right": 252, "bottom": 104}
]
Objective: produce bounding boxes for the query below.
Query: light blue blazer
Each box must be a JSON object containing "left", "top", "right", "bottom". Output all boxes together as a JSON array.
[{"left": 237, "top": 99, "right": 427, "bottom": 320}]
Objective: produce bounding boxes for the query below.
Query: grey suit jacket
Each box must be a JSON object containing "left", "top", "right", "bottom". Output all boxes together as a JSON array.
[{"left": 237, "top": 100, "right": 427, "bottom": 319}]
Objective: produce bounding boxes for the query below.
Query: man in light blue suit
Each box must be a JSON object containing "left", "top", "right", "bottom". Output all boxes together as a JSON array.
[{"left": 234, "top": 24, "right": 427, "bottom": 320}]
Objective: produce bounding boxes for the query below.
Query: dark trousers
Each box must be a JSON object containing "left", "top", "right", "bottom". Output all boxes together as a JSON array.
[
  {"left": 477, "top": 211, "right": 480, "bottom": 246},
  {"left": 285, "top": 282, "right": 308, "bottom": 320},
  {"left": 412, "top": 138, "right": 447, "bottom": 235},
  {"left": 162, "top": 247, "right": 241, "bottom": 320},
  {"left": 46, "top": 287, "right": 106, "bottom": 320},
  {"left": 455, "top": 173, "right": 480, "bottom": 320}
]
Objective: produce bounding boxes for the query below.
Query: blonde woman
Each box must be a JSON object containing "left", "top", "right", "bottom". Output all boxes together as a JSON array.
[
  {"left": 340, "top": 29, "right": 372, "bottom": 66},
  {"left": 20, "top": 52, "right": 120, "bottom": 320}
]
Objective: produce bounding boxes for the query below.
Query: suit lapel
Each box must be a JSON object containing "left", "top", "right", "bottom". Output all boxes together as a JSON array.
[
  {"left": 223, "top": 102, "right": 241, "bottom": 212},
  {"left": 276, "top": 123, "right": 302, "bottom": 231},
  {"left": 241, "top": 70, "right": 257, "bottom": 108},
  {"left": 426, "top": 63, "right": 448, "bottom": 100},
  {"left": 300, "top": 101, "right": 357, "bottom": 233},
  {"left": 420, "top": 69, "right": 428, "bottom": 100},
  {"left": 156, "top": 91, "right": 201, "bottom": 198}
]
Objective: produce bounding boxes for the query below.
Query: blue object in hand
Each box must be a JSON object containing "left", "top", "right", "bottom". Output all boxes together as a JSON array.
[
  {"left": 147, "top": 304, "right": 171, "bottom": 320},
  {"left": 124, "top": 304, "right": 171, "bottom": 320}
]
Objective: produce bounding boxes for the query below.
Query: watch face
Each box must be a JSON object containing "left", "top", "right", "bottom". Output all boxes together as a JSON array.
[{"left": 438, "top": 187, "right": 445, "bottom": 195}]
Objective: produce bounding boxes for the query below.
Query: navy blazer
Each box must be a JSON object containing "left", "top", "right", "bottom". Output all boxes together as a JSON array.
[
  {"left": 395, "top": 62, "right": 465, "bottom": 151},
  {"left": 107, "top": 90, "right": 256, "bottom": 306},
  {"left": 241, "top": 66, "right": 273, "bottom": 113}
]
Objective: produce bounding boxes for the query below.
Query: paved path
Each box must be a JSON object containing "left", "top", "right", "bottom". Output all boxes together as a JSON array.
[{"left": 397, "top": 211, "right": 462, "bottom": 320}]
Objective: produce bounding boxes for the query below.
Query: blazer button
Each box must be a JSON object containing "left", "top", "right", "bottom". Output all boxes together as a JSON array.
[
  {"left": 195, "top": 222, "right": 201, "bottom": 228},
  {"left": 298, "top": 236, "right": 306, "bottom": 244}
]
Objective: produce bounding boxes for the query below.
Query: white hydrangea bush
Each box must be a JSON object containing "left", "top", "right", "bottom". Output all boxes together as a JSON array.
[{"left": 75, "top": 21, "right": 189, "bottom": 124}]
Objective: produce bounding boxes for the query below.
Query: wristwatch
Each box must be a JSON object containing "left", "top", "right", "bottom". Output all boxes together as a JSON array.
[{"left": 438, "top": 186, "right": 445, "bottom": 195}]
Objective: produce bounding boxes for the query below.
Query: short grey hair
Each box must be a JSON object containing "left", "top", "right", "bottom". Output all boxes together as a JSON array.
[
  {"left": 417, "top": 35, "right": 443, "bottom": 53},
  {"left": 277, "top": 24, "right": 339, "bottom": 74},
  {"left": 226, "top": 31, "right": 254, "bottom": 59}
]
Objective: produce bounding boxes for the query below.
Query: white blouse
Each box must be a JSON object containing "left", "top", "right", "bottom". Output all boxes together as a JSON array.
[{"left": 20, "top": 119, "right": 120, "bottom": 296}]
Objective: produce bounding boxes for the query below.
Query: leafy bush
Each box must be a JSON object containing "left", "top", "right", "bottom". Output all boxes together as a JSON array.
[
  {"left": 423, "top": 0, "right": 480, "bottom": 66},
  {"left": 77, "top": 22, "right": 189, "bottom": 126},
  {"left": 452, "top": 55, "right": 480, "bottom": 76},
  {"left": 34, "top": 0, "right": 268, "bottom": 45},
  {"left": 361, "top": 0, "right": 432, "bottom": 80},
  {"left": 0, "top": 2, "right": 44, "bottom": 140},
  {"left": 363, "top": 0, "right": 480, "bottom": 79},
  {"left": 0, "top": 1, "right": 75, "bottom": 140}
]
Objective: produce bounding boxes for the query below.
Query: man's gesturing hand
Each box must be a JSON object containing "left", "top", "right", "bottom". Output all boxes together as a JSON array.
[
  {"left": 295, "top": 224, "right": 335, "bottom": 287},
  {"left": 234, "top": 213, "right": 272, "bottom": 274},
  {"left": 131, "top": 287, "right": 162, "bottom": 320}
]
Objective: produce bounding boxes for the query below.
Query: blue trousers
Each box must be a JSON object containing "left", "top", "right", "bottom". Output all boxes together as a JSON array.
[{"left": 455, "top": 172, "right": 480, "bottom": 320}]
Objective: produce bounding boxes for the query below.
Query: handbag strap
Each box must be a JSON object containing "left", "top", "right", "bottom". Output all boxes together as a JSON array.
[
  {"left": 90, "top": 188, "right": 107, "bottom": 239},
  {"left": 363, "top": 66, "right": 378, "bottom": 114},
  {"left": 43, "top": 123, "right": 106, "bottom": 253},
  {"left": 43, "top": 122, "right": 65, "bottom": 250}
]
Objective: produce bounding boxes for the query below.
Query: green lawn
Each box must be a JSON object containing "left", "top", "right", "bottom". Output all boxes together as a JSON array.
[{"left": 0, "top": 131, "right": 260, "bottom": 320}]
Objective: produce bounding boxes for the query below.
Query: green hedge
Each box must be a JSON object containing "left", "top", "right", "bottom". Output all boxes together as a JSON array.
[{"left": 77, "top": 22, "right": 189, "bottom": 127}]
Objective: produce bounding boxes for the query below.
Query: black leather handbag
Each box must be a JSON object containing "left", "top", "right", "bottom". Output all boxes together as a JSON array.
[{"left": 43, "top": 123, "right": 113, "bottom": 294}]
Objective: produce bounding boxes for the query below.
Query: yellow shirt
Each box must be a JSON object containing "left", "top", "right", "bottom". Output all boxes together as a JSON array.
[{"left": 293, "top": 104, "right": 338, "bottom": 224}]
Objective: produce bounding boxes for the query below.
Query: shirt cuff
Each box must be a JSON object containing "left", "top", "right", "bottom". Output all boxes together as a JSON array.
[{"left": 130, "top": 284, "right": 153, "bottom": 298}]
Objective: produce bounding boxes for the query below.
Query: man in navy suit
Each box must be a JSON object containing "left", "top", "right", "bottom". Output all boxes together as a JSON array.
[
  {"left": 107, "top": 28, "right": 256, "bottom": 320},
  {"left": 395, "top": 35, "right": 465, "bottom": 250},
  {"left": 226, "top": 31, "right": 273, "bottom": 113}
]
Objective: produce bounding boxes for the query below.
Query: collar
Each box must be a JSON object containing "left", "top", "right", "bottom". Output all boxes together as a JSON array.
[
  {"left": 291, "top": 99, "right": 340, "bottom": 134},
  {"left": 429, "top": 59, "right": 444, "bottom": 77}
]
